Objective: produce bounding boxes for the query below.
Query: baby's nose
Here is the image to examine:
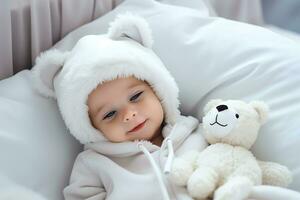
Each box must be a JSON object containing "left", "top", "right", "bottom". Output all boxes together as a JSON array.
[{"left": 123, "top": 110, "right": 137, "bottom": 122}]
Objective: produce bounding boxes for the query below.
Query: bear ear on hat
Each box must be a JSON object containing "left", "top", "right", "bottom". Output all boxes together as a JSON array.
[
  {"left": 31, "top": 49, "right": 69, "bottom": 99},
  {"left": 203, "top": 99, "right": 223, "bottom": 115},
  {"left": 107, "top": 13, "right": 153, "bottom": 48},
  {"left": 249, "top": 101, "right": 269, "bottom": 124}
]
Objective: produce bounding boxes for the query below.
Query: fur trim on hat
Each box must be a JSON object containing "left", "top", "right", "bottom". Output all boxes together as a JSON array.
[
  {"left": 32, "top": 49, "right": 69, "bottom": 99},
  {"left": 32, "top": 14, "right": 181, "bottom": 144}
]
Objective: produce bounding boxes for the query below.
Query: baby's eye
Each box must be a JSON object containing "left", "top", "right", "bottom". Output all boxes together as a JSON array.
[
  {"left": 130, "top": 91, "right": 143, "bottom": 102},
  {"left": 103, "top": 110, "right": 116, "bottom": 120}
]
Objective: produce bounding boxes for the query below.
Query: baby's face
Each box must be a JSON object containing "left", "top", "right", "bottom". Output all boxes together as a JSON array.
[{"left": 87, "top": 76, "right": 164, "bottom": 143}]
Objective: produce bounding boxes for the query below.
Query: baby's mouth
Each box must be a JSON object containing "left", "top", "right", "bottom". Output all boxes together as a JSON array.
[{"left": 128, "top": 120, "right": 147, "bottom": 133}]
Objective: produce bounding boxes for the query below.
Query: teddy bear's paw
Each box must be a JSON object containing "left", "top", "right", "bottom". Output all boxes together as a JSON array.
[
  {"left": 170, "top": 158, "right": 194, "bottom": 186},
  {"left": 214, "top": 177, "right": 252, "bottom": 200},
  {"left": 187, "top": 166, "right": 218, "bottom": 199},
  {"left": 261, "top": 163, "right": 292, "bottom": 187}
]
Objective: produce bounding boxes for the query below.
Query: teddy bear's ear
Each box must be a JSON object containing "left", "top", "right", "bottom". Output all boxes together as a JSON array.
[
  {"left": 203, "top": 99, "right": 223, "bottom": 114},
  {"left": 250, "top": 101, "right": 269, "bottom": 124},
  {"left": 31, "top": 49, "right": 69, "bottom": 99},
  {"left": 107, "top": 13, "right": 153, "bottom": 48}
]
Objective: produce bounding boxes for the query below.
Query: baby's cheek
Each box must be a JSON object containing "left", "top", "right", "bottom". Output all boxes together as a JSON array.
[
  {"left": 95, "top": 120, "right": 110, "bottom": 134},
  {"left": 102, "top": 121, "right": 121, "bottom": 137}
]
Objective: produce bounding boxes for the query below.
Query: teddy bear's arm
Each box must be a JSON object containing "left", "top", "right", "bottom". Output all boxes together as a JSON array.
[
  {"left": 257, "top": 160, "right": 292, "bottom": 187},
  {"left": 170, "top": 150, "right": 199, "bottom": 186}
]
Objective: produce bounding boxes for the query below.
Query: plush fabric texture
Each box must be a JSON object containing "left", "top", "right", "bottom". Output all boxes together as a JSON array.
[
  {"left": 32, "top": 49, "right": 70, "bottom": 98},
  {"left": 170, "top": 100, "right": 292, "bottom": 200},
  {"left": 52, "top": 0, "right": 300, "bottom": 191},
  {"left": 32, "top": 14, "right": 180, "bottom": 144},
  {"left": 202, "top": 100, "right": 269, "bottom": 149}
]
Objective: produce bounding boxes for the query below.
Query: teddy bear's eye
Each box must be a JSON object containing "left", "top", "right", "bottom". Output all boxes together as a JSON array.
[{"left": 235, "top": 114, "right": 239, "bottom": 119}]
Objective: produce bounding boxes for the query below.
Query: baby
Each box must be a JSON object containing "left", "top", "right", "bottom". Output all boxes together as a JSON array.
[
  {"left": 32, "top": 14, "right": 207, "bottom": 200},
  {"left": 87, "top": 76, "right": 165, "bottom": 147}
]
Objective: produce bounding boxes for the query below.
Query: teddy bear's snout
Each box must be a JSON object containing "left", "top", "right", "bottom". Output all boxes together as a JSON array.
[
  {"left": 216, "top": 104, "right": 228, "bottom": 112},
  {"left": 203, "top": 104, "right": 239, "bottom": 139}
]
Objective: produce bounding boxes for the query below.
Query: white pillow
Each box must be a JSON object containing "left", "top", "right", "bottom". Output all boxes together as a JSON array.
[
  {"left": 0, "top": 174, "right": 47, "bottom": 200},
  {"left": 0, "top": 70, "right": 82, "bottom": 200},
  {"left": 53, "top": 0, "right": 300, "bottom": 191}
]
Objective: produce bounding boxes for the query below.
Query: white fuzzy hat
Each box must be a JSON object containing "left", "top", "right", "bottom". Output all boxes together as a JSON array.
[{"left": 32, "top": 14, "right": 180, "bottom": 144}]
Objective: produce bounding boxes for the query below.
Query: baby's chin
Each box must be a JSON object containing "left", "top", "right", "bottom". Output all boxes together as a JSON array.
[
  {"left": 127, "top": 123, "right": 159, "bottom": 142},
  {"left": 127, "top": 130, "right": 155, "bottom": 142}
]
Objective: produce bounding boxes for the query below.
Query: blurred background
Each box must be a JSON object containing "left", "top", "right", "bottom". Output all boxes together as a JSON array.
[
  {"left": 1, "top": 0, "right": 299, "bottom": 80},
  {"left": 262, "top": 0, "right": 300, "bottom": 33}
]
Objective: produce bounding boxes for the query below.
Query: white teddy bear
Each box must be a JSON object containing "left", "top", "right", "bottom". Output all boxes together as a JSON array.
[{"left": 170, "top": 99, "right": 292, "bottom": 200}]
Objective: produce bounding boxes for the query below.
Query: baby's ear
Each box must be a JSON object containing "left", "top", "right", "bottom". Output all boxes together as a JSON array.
[
  {"left": 31, "top": 49, "right": 69, "bottom": 99},
  {"left": 108, "top": 13, "right": 153, "bottom": 48},
  {"left": 203, "top": 99, "right": 223, "bottom": 115},
  {"left": 249, "top": 101, "right": 269, "bottom": 124}
]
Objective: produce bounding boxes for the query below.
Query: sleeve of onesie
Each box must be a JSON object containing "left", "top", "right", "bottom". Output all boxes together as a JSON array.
[{"left": 63, "top": 155, "right": 106, "bottom": 200}]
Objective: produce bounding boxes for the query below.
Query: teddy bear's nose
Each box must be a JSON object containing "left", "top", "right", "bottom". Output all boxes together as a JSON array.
[{"left": 216, "top": 104, "right": 228, "bottom": 112}]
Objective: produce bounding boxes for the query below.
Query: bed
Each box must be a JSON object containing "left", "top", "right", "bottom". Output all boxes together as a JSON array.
[{"left": 1, "top": 0, "right": 300, "bottom": 199}]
